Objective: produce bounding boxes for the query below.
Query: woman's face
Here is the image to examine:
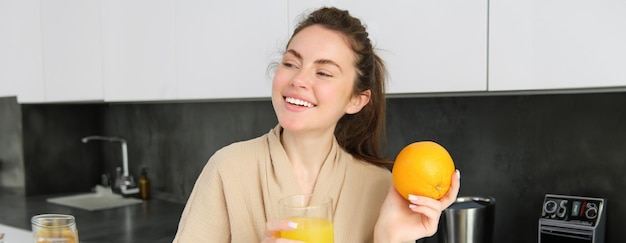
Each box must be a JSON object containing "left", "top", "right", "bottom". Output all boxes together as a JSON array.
[{"left": 272, "top": 25, "right": 369, "bottom": 134}]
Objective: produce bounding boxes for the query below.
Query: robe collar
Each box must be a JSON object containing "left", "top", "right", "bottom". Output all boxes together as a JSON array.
[{"left": 264, "top": 125, "right": 348, "bottom": 219}]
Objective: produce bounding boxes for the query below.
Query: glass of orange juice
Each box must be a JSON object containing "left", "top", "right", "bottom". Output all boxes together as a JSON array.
[
  {"left": 31, "top": 214, "right": 79, "bottom": 243},
  {"left": 279, "top": 194, "right": 333, "bottom": 243}
]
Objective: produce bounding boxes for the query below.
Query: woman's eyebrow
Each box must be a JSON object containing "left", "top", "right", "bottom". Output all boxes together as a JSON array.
[
  {"left": 286, "top": 49, "right": 343, "bottom": 73},
  {"left": 315, "top": 59, "right": 343, "bottom": 73},
  {"left": 286, "top": 49, "right": 302, "bottom": 59}
]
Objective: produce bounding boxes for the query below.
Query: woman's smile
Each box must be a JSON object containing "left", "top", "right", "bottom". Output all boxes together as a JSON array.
[{"left": 284, "top": 96, "right": 315, "bottom": 108}]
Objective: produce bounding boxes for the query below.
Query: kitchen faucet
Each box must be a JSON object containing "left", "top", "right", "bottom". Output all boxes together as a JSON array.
[{"left": 81, "top": 136, "right": 139, "bottom": 195}]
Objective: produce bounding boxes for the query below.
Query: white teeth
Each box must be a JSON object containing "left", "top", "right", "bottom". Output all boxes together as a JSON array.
[{"left": 285, "top": 97, "right": 314, "bottom": 108}]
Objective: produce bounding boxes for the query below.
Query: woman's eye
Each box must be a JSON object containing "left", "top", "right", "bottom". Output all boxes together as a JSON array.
[
  {"left": 282, "top": 62, "right": 297, "bottom": 69},
  {"left": 317, "top": 72, "right": 333, "bottom": 78}
]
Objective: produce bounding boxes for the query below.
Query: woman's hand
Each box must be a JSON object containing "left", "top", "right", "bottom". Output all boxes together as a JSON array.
[
  {"left": 261, "top": 220, "right": 304, "bottom": 243},
  {"left": 374, "top": 170, "right": 461, "bottom": 243}
]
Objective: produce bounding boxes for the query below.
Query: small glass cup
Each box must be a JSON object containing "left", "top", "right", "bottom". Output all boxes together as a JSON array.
[
  {"left": 279, "top": 194, "right": 333, "bottom": 243},
  {"left": 31, "top": 214, "right": 79, "bottom": 243}
]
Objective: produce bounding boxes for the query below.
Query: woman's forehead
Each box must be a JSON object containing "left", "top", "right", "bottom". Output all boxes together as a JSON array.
[{"left": 287, "top": 25, "right": 356, "bottom": 64}]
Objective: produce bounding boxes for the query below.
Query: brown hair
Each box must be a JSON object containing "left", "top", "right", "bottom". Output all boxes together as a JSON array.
[{"left": 288, "top": 7, "right": 392, "bottom": 167}]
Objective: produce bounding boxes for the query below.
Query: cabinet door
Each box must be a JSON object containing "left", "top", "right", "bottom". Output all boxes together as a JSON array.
[
  {"left": 41, "top": 0, "right": 104, "bottom": 102},
  {"left": 489, "top": 0, "right": 626, "bottom": 91},
  {"left": 101, "top": 0, "right": 177, "bottom": 102},
  {"left": 176, "top": 0, "right": 288, "bottom": 100},
  {"left": 0, "top": 0, "right": 45, "bottom": 103},
  {"left": 336, "top": 0, "right": 488, "bottom": 94}
]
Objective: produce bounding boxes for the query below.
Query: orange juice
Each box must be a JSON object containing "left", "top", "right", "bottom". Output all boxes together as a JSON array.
[{"left": 280, "top": 216, "right": 333, "bottom": 243}]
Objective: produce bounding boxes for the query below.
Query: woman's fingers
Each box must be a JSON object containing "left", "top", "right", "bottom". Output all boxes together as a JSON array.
[
  {"left": 409, "top": 203, "right": 440, "bottom": 220},
  {"left": 265, "top": 220, "right": 297, "bottom": 237},
  {"left": 264, "top": 220, "right": 304, "bottom": 243},
  {"left": 409, "top": 195, "right": 442, "bottom": 211},
  {"left": 407, "top": 169, "right": 461, "bottom": 217},
  {"left": 408, "top": 195, "right": 443, "bottom": 217},
  {"left": 441, "top": 169, "right": 461, "bottom": 208}
]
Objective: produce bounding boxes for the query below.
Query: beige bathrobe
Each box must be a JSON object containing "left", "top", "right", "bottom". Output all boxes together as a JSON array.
[{"left": 174, "top": 125, "right": 392, "bottom": 243}]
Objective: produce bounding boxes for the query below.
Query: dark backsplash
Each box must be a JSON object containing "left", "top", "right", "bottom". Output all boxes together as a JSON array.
[
  {"left": 20, "top": 104, "right": 104, "bottom": 195},
  {"left": 0, "top": 96, "right": 24, "bottom": 194},
  {"left": 9, "top": 92, "right": 626, "bottom": 243}
]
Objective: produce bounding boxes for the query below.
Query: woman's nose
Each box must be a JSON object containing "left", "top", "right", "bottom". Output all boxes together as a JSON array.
[{"left": 290, "top": 69, "right": 311, "bottom": 89}]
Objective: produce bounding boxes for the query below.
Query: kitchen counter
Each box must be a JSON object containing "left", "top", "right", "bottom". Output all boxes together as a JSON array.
[{"left": 0, "top": 190, "right": 185, "bottom": 243}]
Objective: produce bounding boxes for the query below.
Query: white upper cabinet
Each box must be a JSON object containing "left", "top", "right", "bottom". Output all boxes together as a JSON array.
[
  {"left": 11, "top": 1, "right": 626, "bottom": 103},
  {"left": 175, "top": 0, "right": 288, "bottom": 100},
  {"left": 41, "top": 0, "right": 104, "bottom": 102},
  {"left": 0, "top": 0, "right": 45, "bottom": 103},
  {"left": 101, "top": 0, "right": 177, "bottom": 102},
  {"left": 489, "top": 0, "right": 626, "bottom": 91},
  {"left": 335, "top": 0, "right": 488, "bottom": 94}
]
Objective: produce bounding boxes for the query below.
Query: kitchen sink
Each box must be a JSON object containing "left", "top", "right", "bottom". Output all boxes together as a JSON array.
[{"left": 47, "top": 185, "right": 142, "bottom": 211}]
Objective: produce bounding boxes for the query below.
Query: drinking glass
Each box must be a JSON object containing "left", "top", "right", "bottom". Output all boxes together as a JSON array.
[
  {"left": 31, "top": 214, "right": 79, "bottom": 243},
  {"left": 279, "top": 194, "right": 333, "bottom": 243}
]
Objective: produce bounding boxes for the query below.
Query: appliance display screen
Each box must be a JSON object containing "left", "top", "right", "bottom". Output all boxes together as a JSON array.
[
  {"left": 571, "top": 201, "right": 582, "bottom": 217},
  {"left": 567, "top": 200, "right": 598, "bottom": 225}
]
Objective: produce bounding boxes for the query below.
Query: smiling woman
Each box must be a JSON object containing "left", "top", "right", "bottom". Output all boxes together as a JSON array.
[{"left": 173, "top": 6, "right": 460, "bottom": 243}]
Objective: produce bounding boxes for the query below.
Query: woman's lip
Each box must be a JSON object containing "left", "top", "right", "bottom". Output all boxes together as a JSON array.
[
  {"left": 283, "top": 96, "right": 316, "bottom": 112},
  {"left": 284, "top": 100, "right": 312, "bottom": 112},
  {"left": 283, "top": 95, "right": 316, "bottom": 107}
]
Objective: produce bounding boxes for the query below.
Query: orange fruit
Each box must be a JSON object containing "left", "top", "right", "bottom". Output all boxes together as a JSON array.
[{"left": 392, "top": 141, "right": 455, "bottom": 200}]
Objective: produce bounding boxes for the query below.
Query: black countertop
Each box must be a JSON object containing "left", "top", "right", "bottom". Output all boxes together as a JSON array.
[{"left": 0, "top": 190, "right": 185, "bottom": 243}]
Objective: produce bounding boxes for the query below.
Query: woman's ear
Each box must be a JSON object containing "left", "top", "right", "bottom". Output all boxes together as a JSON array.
[{"left": 345, "top": 89, "right": 371, "bottom": 114}]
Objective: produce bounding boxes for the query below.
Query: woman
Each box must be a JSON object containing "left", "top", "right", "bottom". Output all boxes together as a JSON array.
[{"left": 174, "top": 7, "right": 460, "bottom": 243}]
